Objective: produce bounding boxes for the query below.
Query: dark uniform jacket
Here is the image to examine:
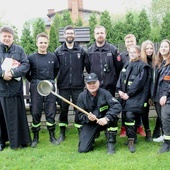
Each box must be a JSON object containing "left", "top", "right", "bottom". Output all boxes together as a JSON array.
[
  {"left": 120, "top": 51, "right": 129, "bottom": 66},
  {"left": 54, "top": 42, "right": 87, "bottom": 89},
  {"left": 76, "top": 88, "right": 122, "bottom": 125},
  {"left": 116, "top": 60, "right": 150, "bottom": 113},
  {"left": 157, "top": 62, "right": 170, "bottom": 103},
  {"left": 0, "top": 43, "right": 30, "bottom": 96},
  {"left": 86, "top": 42, "right": 122, "bottom": 90}
]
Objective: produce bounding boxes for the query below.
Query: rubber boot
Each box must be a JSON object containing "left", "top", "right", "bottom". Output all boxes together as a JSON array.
[
  {"left": 31, "top": 131, "right": 39, "bottom": 148},
  {"left": 120, "top": 126, "right": 126, "bottom": 137},
  {"left": 158, "top": 140, "right": 170, "bottom": 154},
  {"left": 128, "top": 138, "right": 136, "bottom": 153},
  {"left": 145, "top": 129, "right": 152, "bottom": 142},
  {"left": 49, "top": 129, "right": 60, "bottom": 145},
  {"left": 58, "top": 126, "right": 66, "bottom": 143},
  {"left": 107, "top": 131, "right": 116, "bottom": 154}
]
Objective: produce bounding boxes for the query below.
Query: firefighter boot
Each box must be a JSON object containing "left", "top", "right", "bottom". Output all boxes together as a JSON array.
[
  {"left": 128, "top": 138, "right": 136, "bottom": 153},
  {"left": 49, "top": 129, "right": 60, "bottom": 145},
  {"left": 145, "top": 129, "right": 152, "bottom": 142},
  {"left": 58, "top": 126, "right": 66, "bottom": 143},
  {"left": 120, "top": 126, "right": 126, "bottom": 137},
  {"left": 107, "top": 131, "right": 116, "bottom": 154},
  {"left": 31, "top": 131, "right": 39, "bottom": 148},
  {"left": 158, "top": 140, "right": 170, "bottom": 154}
]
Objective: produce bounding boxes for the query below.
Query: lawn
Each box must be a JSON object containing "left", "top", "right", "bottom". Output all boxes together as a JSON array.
[{"left": 0, "top": 119, "right": 169, "bottom": 170}]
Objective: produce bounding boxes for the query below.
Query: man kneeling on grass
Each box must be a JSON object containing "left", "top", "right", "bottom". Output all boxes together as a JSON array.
[{"left": 75, "top": 73, "right": 122, "bottom": 154}]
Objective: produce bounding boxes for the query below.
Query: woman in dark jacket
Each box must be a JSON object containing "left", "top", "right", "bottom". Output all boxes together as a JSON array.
[{"left": 116, "top": 45, "right": 150, "bottom": 153}]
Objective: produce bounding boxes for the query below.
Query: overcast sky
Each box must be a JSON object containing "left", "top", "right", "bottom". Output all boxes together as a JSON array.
[{"left": 0, "top": 0, "right": 151, "bottom": 34}]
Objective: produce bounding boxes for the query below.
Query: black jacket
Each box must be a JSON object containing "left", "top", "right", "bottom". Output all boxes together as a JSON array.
[
  {"left": 54, "top": 42, "right": 87, "bottom": 89},
  {"left": 0, "top": 43, "right": 30, "bottom": 97},
  {"left": 86, "top": 41, "right": 123, "bottom": 90},
  {"left": 76, "top": 88, "right": 122, "bottom": 125},
  {"left": 116, "top": 60, "right": 150, "bottom": 113}
]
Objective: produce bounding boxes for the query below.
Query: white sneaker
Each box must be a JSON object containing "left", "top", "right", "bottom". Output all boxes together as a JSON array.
[{"left": 153, "top": 135, "right": 164, "bottom": 142}]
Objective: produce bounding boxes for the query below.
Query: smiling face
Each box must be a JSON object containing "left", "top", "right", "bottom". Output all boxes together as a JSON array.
[
  {"left": 159, "top": 41, "right": 170, "bottom": 59},
  {"left": 36, "top": 36, "right": 48, "bottom": 54},
  {"left": 145, "top": 43, "right": 154, "bottom": 56},
  {"left": 125, "top": 37, "right": 136, "bottom": 52},
  {"left": 129, "top": 46, "right": 141, "bottom": 62},
  {"left": 0, "top": 31, "right": 14, "bottom": 47},
  {"left": 64, "top": 29, "right": 75, "bottom": 44},
  {"left": 86, "top": 80, "right": 100, "bottom": 95}
]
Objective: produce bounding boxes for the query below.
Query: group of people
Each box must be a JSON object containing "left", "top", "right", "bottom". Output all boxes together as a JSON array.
[{"left": 0, "top": 24, "right": 170, "bottom": 155}]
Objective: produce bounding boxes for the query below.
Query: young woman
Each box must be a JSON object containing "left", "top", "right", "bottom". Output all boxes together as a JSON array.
[
  {"left": 154, "top": 39, "right": 170, "bottom": 153},
  {"left": 140, "top": 40, "right": 156, "bottom": 142},
  {"left": 116, "top": 45, "right": 150, "bottom": 153}
]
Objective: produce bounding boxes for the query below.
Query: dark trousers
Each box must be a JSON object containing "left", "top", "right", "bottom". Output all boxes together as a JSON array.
[
  {"left": 58, "top": 89, "right": 83, "bottom": 124},
  {"left": 78, "top": 119, "right": 118, "bottom": 153}
]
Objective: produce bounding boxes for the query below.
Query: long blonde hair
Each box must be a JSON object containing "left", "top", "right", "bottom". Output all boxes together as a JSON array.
[
  {"left": 155, "top": 39, "right": 170, "bottom": 68},
  {"left": 141, "top": 40, "right": 156, "bottom": 67}
]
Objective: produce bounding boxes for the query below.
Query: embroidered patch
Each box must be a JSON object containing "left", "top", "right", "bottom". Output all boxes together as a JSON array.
[
  {"left": 77, "top": 53, "right": 81, "bottom": 59},
  {"left": 163, "top": 75, "right": 170, "bottom": 81}
]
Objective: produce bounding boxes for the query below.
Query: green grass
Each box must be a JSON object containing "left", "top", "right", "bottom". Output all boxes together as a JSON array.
[{"left": 0, "top": 120, "right": 169, "bottom": 170}]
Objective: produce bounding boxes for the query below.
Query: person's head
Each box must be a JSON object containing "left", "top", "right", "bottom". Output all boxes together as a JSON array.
[
  {"left": 124, "top": 34, "right": 136, "bottom": 52},
  {"left": 141, "top": 40, "right": 156, "bottom": 66},
  {"left": 0, "top": 25, "right": 14, "bottom": 47},
  {"left": 94, "top": 25, "right": 106, "bottom": 46},
  {"left": 36, "top": 32, "right": 49, "bottom": 54},
  {"left": 129, "top": 45, "right": 141, "bottom": 62},
  {"left": 64, "top": 25, "right": 75, "bottom": 44},
  {"left": 85, "top": 73, "right": 100, "bottom": 95},
  {"left": 156, "top": 39, "right": 170, "bottom": 67}
]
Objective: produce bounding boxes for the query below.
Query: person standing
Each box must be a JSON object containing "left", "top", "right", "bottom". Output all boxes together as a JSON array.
[
  {"left": 154, "top": 39, "right": 170, "bottom": 153},
  {"left": 86, "top": 25, "right": 122, "bottom": 97},
  {"left": 119, "top": 34, "right": 145, "bottom": 137},
  {"left": 76, "top": 73, "right": 122, "bottom": 154},
  {"left": 0, "top": 25, "right": 31, "bottom": 151},
  {"left": 25, "top": 32, "right": 60, "bottom": 147},
  {"left": 116, "top": 45, "right": 150, "bottom": 153},
  {"left": 54, "top": 25, "right": 88, "bottom": 142}
]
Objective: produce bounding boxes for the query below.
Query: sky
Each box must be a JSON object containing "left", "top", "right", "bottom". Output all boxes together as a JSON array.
[{"left": 0, "top": 0, "right": 151, "bottom": 35}]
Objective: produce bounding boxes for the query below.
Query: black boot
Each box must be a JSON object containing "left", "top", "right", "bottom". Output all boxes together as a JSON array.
[
  {"left": 0, "top": 143, "right": 5, "bottom": 151},
  {"left": 49, "top": 129, "right": 60, "bottom": 145},
  {"left": 58, "top": 126, "right": 66, "bottom": 143},
  {"left": 152, "top": 129, "right": 161, "bottom": 139},
  {"left": 128, "top": 138, "right": 136, "bottom": 153},
  {"left": 31, "top": 131, "right": 39, "bottom": 148},
  {"left": 145, "top": 129, "right": 152, "bottom": 142},
  {"left": 107, "top": 131, "right": 116, "bottom": 154},
  {"left": 158, "top": 140, "right": 170, "bottom": 154}
]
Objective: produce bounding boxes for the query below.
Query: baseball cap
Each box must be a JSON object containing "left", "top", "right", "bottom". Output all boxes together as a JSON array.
[{"left": 85, "top": 73, "right": 98, "bottom": 83}]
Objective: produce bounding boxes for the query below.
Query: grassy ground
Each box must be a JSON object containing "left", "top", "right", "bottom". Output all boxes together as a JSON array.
[{"left": 0, "top": 120, "right": 169, "bottom": 170}]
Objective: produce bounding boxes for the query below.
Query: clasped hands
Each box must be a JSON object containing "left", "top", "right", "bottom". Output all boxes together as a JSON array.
[
  {"left": 88, "top": 112, "right": 108, "bottom": 126},
  {"left": 118, "top": 90, "right": 129, "bottom": 100}
]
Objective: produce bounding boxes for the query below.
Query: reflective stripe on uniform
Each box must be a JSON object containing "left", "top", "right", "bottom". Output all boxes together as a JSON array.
[
  {"left": 32, "top": 122, "right": 41, "bottom": 127},
  {"left": 46, "top": 122, "right": 56, "bottom": 127},
  {"left": 125, "top": 121, "right": 135, "bottom": 126},
  {"left": 144, "top": 102, "right": 147, "bottom": 107},
  {"left": 59, "top": 123, "right": 68, "bottom": 127},
  {"left": 164, "top": 135, "right": 170, "bottom": 140},
  {"left": 127, "top": 81, "right": 132, "bottom": 85},
  {"left": 74, "top": 123, "right": 82, "bottom": 128},
  {"left": 107, "top": 127, "right": 118, "bottom": 131},
  {"left": 99, "top": 105, "right": 109, "bottom": 112}
]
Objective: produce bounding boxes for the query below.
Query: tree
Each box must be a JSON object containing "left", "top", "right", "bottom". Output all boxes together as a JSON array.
[
  {"left": 48, "top": 25, "right": 58, "bottom": 52},
  {"left": 136, "top": 9, "right": 151, "bottom": 45},
  {"left": 60, "top": 11, "right": 73, "bottom": 27},
  {"left": 74, "top": 17, "right": 83, "bottom": 27},
  {"left": 88, "top": 13, "right": 98, "bottom": 47},
  {"left": 100, "top": 10, "right": 113, "bottom": 44},
  {"left": 32, "top": 18, "right": 46, "bottom": 45},
  {"left": 160, "top": 12, "right": 170, "bottom": 40},
  {"left": 20, "top": 21, "right": 35, "bottom": 55}
]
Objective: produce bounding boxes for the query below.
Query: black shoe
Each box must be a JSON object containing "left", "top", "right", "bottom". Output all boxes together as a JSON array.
[
  {"left": 158, "top": 142, "right": 170, "bottom": 154},
  {"left": 20, "top": 144, "right": 27, "bottom": 149},
  {"left": 0, "top": 144, "right": 5, "bottom": 151}
]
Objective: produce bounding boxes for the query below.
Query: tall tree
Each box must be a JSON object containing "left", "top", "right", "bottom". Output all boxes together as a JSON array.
[
  {"left": 74, "top": 17, "right": 83, "bottom": 27},
  {"left": 88, "top": 13, "right": 98, "bottom": 47},
  {"left": 48, "top": 25, "right": 58, "bottom": 52},
  {"left": 60, "top": 11, "right": 73, "bottom": 27},
  {"left": 100, "top": 10, "right": 113, "bottom": 44},
  {"left": 136, "top": 9, "right": 151, "bottom": 45},
  {"left": 160, "top": 12, "right": 170, "bottom": 40},
  {"left": 20, "top": 21, "right": 35, "bottom": 55}
]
